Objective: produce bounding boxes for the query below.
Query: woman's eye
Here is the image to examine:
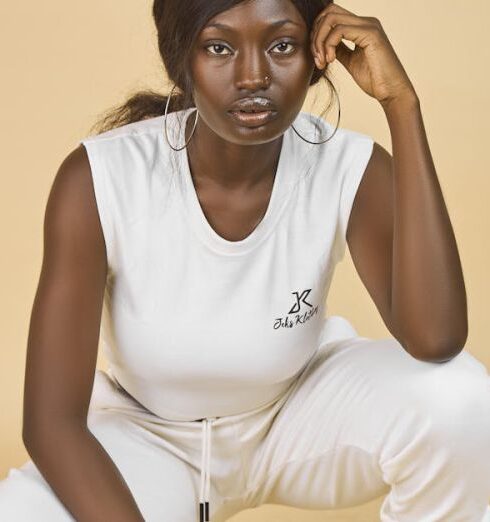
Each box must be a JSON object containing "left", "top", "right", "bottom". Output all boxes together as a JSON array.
[
  {"left": 204, "top": 41, "right": 296, "bottom": 57},
  {"left": 272, "top": 41, "right": 295, "bottom": 54},
  {"left": 205, "top": 43, "right": 231, "bottom": 56}
]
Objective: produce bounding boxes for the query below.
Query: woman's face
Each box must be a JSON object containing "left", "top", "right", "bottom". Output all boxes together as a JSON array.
[{"left": 189, "top": 0, "right": 316, "bottom": 145}]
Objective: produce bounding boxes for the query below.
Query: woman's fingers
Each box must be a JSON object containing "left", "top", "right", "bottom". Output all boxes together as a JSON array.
[{"left": 311, "top": 9, "right": 378, "bottom": 67}]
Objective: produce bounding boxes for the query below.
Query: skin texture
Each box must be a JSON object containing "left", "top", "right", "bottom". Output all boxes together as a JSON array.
[
  {"left": 185, "top": 0, "right": 314, "bottom": 242},
  {"left": 22, "top": 0, "right": 468, "bottom": 519},
  {"left": 23, "top": 147, "right": 145, "bottom": 520}
]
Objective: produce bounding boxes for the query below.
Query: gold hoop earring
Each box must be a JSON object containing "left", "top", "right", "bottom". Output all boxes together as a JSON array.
[
  {"left": 291, "top": 85, "right": 341, "bottom": 145},
  {"left": 164, "top": 83, "right": 199, "bottom": 151}
]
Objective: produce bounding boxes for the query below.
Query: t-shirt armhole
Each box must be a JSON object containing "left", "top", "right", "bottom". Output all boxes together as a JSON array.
[
  {"left": 80, "top": 139, "right": 116, "bottom": 269},
  {"left": 335, "top": 135, "right": 375, "bottom": 263}
]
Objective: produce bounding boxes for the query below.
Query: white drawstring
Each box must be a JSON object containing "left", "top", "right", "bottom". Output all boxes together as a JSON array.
[{"left": 199, "top": 417, "right": 216, "bottom": 522}]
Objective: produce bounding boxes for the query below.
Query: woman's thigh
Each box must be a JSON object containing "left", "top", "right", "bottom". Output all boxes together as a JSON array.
[
  {"left": 0, "top": 409, "right": 200, "bottom": 521},
  {"left": 238, "top": 337, "right": 490, "bottom": 515}
]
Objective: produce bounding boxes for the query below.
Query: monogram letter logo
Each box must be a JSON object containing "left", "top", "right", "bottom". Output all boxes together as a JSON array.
[{"left": 288, "top": 289, "right": 313, "bottom": 314}]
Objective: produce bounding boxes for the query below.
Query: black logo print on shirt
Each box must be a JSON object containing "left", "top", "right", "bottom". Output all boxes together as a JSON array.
[
  {"left": 273, "top": 289, "right": 319, "bottom": 330},
  {"left": 288, "top": 289, "right": 313, "bottom": 313}
]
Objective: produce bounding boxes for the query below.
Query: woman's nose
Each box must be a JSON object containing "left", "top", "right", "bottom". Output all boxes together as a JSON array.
[
  {"left": 235, "top": 75, "right": 270, "bottom": 91},
  {"left": 234, "top": 49, "right": 271, "bottom": 90}
]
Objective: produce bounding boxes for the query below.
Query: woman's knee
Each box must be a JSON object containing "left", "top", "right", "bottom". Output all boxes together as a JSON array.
[
  {"left": 0, "top": 460, "right": 74, "bottom": 521},
  {"left": 406, "top": 348, "right": 489, "bottom": 418},
  {"left": 381, "top": 343, "right": 490, "bottom": 453}
]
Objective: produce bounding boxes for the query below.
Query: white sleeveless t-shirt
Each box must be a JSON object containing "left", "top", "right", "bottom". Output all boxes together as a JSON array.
[{"left": 80, "top": 108, "right": 374, "bottom": 421}]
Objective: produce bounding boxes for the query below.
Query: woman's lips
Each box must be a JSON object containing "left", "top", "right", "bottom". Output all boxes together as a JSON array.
[{"left": 228, "top": 110, "right": 277, "bottom": 127}]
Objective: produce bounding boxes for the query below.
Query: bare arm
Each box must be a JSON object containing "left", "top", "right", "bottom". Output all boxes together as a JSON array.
[
  {"left": 310, "top": 5, "right": 468, "bottom": 362},
  {"left": 347, "top": 96, "right": 467, "bottom": 363},
  {"left": 382, "top": 96, "right": 468, "bottom": 358},
  {"left": 22, "top": 145, "right": 144, "bottom": 522}
]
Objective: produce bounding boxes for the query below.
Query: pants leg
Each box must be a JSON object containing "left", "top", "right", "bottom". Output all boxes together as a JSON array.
[
  {"left": 236, "top": 334, "right": 490, "bottom": 521},
  {"left": 0, "top": 373, "right": 204, "bottom": 521}
]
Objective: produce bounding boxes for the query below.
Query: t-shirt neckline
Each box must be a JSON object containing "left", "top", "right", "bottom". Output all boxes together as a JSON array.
[{"left": 170, "top": 107, "right": 301, "bottom": 256}]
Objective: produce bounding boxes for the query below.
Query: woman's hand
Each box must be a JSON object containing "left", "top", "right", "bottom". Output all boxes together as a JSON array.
[{"left": 310, "top": 2, "right": 417, "bottom": 108}]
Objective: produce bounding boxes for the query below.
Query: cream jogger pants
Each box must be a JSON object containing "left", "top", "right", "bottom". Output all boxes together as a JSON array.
[{"left": 1, "top": 315, "right": 490, "bottom": 521}]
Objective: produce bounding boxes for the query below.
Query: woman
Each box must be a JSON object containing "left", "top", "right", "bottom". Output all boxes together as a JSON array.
[{"left": 1, "top": 0, "right": 489, "bottom": 521}]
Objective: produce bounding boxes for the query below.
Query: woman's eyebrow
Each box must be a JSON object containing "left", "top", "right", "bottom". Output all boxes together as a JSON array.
[{"left": 204, "top": 19, "right": 302, "bottom": 32}]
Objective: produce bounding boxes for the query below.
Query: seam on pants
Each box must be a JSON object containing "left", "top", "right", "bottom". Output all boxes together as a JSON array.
[
  {"left": 232, "top": 420, "right": 249, "bottom": 494},
  {"left": 242, "top": 442, "right": 384, "bottom": 501}
]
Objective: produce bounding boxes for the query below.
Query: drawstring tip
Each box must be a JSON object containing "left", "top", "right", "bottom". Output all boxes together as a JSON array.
[{"left": 199, "top": 501, "right": 210, "bottom": 521}]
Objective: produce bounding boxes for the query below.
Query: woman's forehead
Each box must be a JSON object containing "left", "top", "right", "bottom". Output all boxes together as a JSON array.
[{"left": 203, "top": 0, "right": 305, "bottom": 30}]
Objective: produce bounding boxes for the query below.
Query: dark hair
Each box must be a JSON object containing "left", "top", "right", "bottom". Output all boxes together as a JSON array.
[{"left": 88, "top": 0, "right": 338, "bottom": 137}]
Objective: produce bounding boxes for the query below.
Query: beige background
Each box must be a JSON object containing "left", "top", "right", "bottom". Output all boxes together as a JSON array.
[{"left": 1, "top": 1, "right": 489, "bottom": 520}]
